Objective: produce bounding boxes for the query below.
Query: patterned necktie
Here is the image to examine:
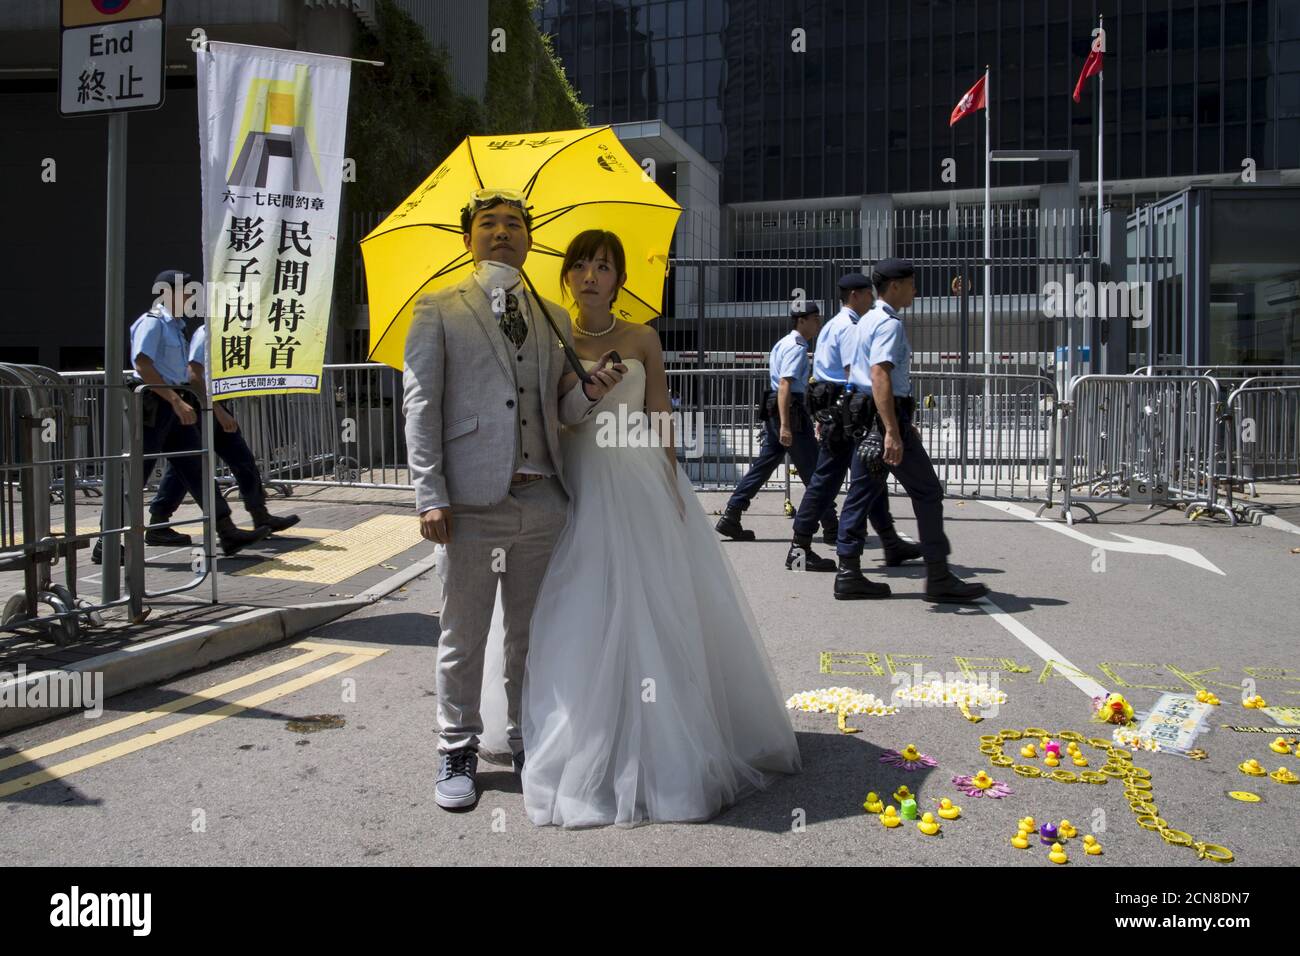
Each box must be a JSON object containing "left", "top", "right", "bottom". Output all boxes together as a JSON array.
[{"left": 499, "top": 292, "right": 528, "bottom": 350}]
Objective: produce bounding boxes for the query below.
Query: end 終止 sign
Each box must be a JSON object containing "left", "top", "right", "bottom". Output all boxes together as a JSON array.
[{"left": 59, "top": 0, "right": 166, "bottom": 116}]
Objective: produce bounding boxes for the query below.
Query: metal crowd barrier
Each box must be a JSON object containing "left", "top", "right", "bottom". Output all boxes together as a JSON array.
[
  {"left": 1218, "top": 376, "right": 1300, "bottom": 512},
  {"left": 1054, "top": 373, "right": 1222, "bottom": 524},
  {"left": 2, "top": 366, "right": 218, "bottom": 645}
]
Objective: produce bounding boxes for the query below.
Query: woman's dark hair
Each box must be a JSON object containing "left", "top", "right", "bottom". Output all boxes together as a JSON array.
[{"left": 560, "top": 230, "right": 627, "bottom": 305}]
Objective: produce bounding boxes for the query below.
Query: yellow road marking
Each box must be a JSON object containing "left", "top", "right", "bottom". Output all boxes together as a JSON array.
[
  {"left": 0, "top": 650, "right": 384, "bottom": 798},
  {"left": 22, "top": 526, "right": 335, "bottom": 545},
  {"left": 0, "top": 645, "right": 335, "bottom": 772},
  {"left": 232, "top": 514, "right": 423, "bottom": 584},
  {"left": 293, "top": 640, "right": 388, "bottom": 657}
]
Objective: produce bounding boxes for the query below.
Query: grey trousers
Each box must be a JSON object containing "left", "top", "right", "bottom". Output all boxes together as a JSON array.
[{"left": 435, "top": 476, "right": 569, "bottom": 755}]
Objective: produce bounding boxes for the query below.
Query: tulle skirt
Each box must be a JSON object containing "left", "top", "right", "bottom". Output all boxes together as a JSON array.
[{"left": 518, "top": 433, "right": 801, "bottom": 828}]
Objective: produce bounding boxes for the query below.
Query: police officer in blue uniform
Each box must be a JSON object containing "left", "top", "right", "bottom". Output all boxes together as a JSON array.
[
  {"left": 784, "top": 273, "right": 920, "bottom": 572},
  {"left": 93, "top": 270, "right": 269, "bottom": 563},
  {"left": 833, "top": 259, "right": 989, "bottom": 603},
  {"left": 716, "top": 303, "right": 838, "bottom": 542},
  {"left": 151, "top": 322, "right": 300, "bottom": 540}
]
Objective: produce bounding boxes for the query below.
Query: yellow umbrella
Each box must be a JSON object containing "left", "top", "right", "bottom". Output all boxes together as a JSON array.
[{"left": 361, "top": 125, "right": 682, "bottom": 370}]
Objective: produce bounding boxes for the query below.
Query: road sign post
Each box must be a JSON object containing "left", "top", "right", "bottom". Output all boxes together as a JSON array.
[{"left": 60, "top": 0, "right": 166, "bottom": 600}]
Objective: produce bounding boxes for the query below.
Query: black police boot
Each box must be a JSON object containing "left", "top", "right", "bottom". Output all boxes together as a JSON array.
[
  {"left": 834, "top": 554, "right": 891, "bottom": 600},
  {"left": 249, "top": 506, "right": 300, "bottom": 534},
  {"left": 820, "top": 521, "right": 840, "bottom": 546},
  {"left": 715, "top": 507, "right": 756, "bottom": 541},
  {"left": 216, "top": 516, "right": 272, "bottom": 557},
  {"left": 877, "top": 525, "right": 922, "bottom": 566},
  {"left": 923, "top": 559, "right": 989, "bottom": 604},
  {"left": 90, "top": 539, "right": 125, "bottom": 566},
  {"left": 785, "top": 535, "right": 837, "bottom": 572},
  {"left": 145, "top": 511, "right": 193, "bottom": 547}
]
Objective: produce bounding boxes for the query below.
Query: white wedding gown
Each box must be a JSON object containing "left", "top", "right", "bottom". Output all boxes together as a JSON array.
[{"left": 473, "top": 358, "right": 801, "bottom": 828}]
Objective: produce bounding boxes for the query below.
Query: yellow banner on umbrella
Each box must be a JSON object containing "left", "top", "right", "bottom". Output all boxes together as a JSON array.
[{"left": 196, "top": 41, "right": 351, "bottom": 398}]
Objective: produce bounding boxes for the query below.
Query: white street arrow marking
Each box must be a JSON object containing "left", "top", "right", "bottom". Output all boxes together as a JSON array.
[{"left": 979, "top": 501, "right": 1225, "bottom": 575}]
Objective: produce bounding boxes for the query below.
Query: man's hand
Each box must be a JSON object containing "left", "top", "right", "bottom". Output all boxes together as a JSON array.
[
  {"left": 883, "top": 428, "right": 904, "bottom": 466},
  {"left": 581, "top": 350, "right": 628, "bottom": 401},
  {"left": 779, "top": 425, "right": 794, "bottom": 447},
  {"left": 171, "top": 397, "right": 197, "bottom": 427},
  {"left": 420, "top": 507, "right": 453, "bottom": 544},
  {"left": 215, "top": 406, "right": 239, "bottom": 433}
]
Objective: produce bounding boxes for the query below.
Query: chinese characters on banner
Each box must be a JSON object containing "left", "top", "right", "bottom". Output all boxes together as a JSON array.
[{"left": 196, "top": 42, "right": 350, "bottom": 397}]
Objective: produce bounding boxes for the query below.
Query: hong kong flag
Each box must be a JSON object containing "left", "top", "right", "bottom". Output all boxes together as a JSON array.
[
  {"left": 950, "top": 74, "right": 987, "bottom": 126},
  {"left": 1073, "top": 45, "right": 1104, "bottom": 102}
]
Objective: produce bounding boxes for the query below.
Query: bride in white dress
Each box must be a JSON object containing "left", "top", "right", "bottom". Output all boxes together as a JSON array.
[{"left": 471, "top": 230, "right": 801, "bottom": 828}]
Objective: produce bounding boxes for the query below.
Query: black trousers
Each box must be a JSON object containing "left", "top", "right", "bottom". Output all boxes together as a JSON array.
[
  {"left": 835, "top": 410, "right": 949, "bottom": 562},
  {"left": 725, "top": 413, "right": 837, "bottom": 528}
]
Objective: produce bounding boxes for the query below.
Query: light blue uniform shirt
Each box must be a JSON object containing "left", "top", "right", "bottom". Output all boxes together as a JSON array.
[
  {"left": 847, "top": 302, "right": 912, "bottom": 397},
  {"left": 769, "top": 329, "right": 810, "bottom": 393},
  {"left": 188, "top": 322, "right": 210, "bottom": 383},
  {"left": 811, "top": 307, "right": 860, "bottom": 384},
  {"left": 129, "top": 304, "right": 190, "bottom": 385}
]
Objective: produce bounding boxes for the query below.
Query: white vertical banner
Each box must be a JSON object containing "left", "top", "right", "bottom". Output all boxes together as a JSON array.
[{"left": 196, "top": 41, "right": 350, "bottom": 398}]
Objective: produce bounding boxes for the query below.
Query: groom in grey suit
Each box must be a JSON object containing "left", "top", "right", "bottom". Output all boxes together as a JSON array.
[{"left": 402, "top": 189, "right": 624, "bottom": 810}]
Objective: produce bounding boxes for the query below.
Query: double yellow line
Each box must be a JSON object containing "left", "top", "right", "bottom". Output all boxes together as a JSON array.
[{"left": 0, "top": 641, "right": 386, "bottom": 799}]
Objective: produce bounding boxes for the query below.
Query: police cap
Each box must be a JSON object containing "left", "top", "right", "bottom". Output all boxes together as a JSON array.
[
  {"left": 871, "top": 258, "right": 915, "bottom": 287},
  {"left": 837, "top": 272, "right": 873, "bottom": 291},
  {"left": 153, "top": 269, "right": 193, "bottom": 290},
  {"left": 790, "top": 302, "right": 822, "bottom": 319}
]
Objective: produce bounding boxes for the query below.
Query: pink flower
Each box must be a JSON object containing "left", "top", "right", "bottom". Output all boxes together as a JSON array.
[
  {"left": 879, "top": 748, "right": 938, "bottom": 771},
  {"left": 950, "top": 773, "right": 1013, "bottom": 798}
]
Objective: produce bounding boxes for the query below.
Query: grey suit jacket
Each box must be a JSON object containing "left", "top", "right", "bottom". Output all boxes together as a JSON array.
[{"left": 401, "top": 273, "right": 597, "bottom": 512}]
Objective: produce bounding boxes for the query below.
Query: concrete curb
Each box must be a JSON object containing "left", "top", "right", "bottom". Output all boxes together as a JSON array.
[{"left": 0, "top": 552, "right": 438, "bottom": 735}]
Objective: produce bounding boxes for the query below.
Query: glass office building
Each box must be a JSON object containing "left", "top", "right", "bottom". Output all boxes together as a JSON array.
[{"left": 538, "top": 0, "right": 1300, "bottom": 205}]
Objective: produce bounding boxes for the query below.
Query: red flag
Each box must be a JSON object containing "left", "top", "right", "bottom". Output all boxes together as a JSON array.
[
  {"left": 950, "top": 74, "right": 987, "bottom": 126},
  {"left": 1073, "top": 46, "right": 1104, "bottom": 102}
]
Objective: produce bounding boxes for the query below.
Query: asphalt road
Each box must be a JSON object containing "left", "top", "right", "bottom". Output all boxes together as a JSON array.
[{"left": 2, "top": 490, "right": 1296, "bottom": 866}]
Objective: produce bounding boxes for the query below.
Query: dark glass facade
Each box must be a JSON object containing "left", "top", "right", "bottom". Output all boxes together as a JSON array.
[{"left": 538, "top": 0, "right": 1300, "bottom": 205}]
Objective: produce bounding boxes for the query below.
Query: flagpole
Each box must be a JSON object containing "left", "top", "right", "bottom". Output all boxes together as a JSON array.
[
  {"left": 1097, "top": 15, "right": 1104, "bottom": 226},
  {"left": 983, "top": 65, "right": 991, "bottom": 386}
]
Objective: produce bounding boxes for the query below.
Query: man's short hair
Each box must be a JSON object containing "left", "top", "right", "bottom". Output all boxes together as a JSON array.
[{"left": 460, "top": 195, "right": 534, "bottom": 235}]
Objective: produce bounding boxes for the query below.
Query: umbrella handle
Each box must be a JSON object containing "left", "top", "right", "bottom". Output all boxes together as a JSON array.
[{"left": 518, "top": 268, "right": 597, "bottom": 385}]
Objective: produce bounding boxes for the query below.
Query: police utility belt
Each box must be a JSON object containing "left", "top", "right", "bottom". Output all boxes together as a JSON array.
[
  {"left": 846, "top": 391, "right": 917, "bottom": 478},
  {"left": 757, "top": 386, "right": 811, "bottom": 431}
]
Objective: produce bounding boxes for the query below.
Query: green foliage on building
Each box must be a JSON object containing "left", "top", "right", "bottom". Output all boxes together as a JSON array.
[
  {"left": 346, "top": 0, "right": 588, "bottom": 219},
  {"left": 338, "top": 0, "right": 588, "bottom": 323}
]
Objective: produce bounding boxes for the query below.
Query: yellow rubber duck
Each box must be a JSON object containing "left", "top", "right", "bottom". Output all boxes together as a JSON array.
[
  {"left": 1083, "top": 835, "right": 1103, "bottom": 855},
  {"left": 1072, "top": 754, "right": 1089, "bottom": 767},
  {"left": 917, "top": 812, "right": 941, "bottom": 835},
  {"left": 1020, "top": 743, "right": 1038, "bottom": 758},
  {"left": 1270, "top": 766, "right": 1299, "bottom": 784},
  {"left": 1239, "top": 759, "right": 1267, "bottom": 776},
  {"left": 899, "top": 744, "right": 923, "bottom": 762},
  {"left": 893, "top": 785, "right": 913, "bottom": 803},
  {"left": 1011, "top": 831, "right": 1030, "bottom": 849},
  {"left": 1195, "top": 689, "right": 1221, "bottom": 706},
  {"left": 1043, "top": 753, "right": 1060, "bottom": 768},
  {"left": 1066, "top": 741, "right": 1080, "bottom": 755},
  {"left": 863, "top": 792, "right": 884, "bottom": 814},
  {"left": 1048, "top": 842, "right": 1068, "bottom": 864},
  {"left": 970, "top": 771, "right": 995, "bottom": 790},
  {"left": 880, "top": 806, "right": 902, "bottom": 828},
  {"left": 936, "top": 798, "right": 962, "bottom": 820},
  {"left": 1269, "top": 737, "right": 1293, "bottom": 755},
  {"left": 1019, "top": 816, "right": 1037, "bottom": 832},
  {"left": 1058, "top": 820, "right": 1078, "bottom": 839},
  {"left": 1243, "top": 695, "right": 1267, "bottom": 709}
]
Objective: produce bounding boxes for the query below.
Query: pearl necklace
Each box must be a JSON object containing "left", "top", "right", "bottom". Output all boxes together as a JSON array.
[{"left": 575, "top": 313, "right": 617, "bottom": 336}]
